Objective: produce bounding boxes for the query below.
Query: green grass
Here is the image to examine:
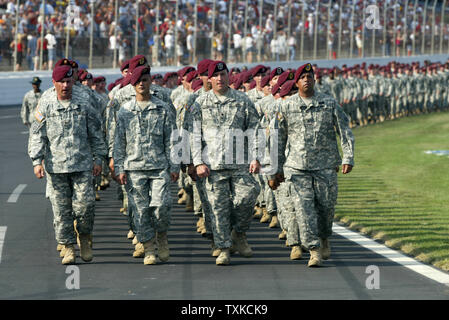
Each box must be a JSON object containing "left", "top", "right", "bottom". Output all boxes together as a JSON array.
[{"left": 335, "top": 111, "right": 449, "bottom": 271}]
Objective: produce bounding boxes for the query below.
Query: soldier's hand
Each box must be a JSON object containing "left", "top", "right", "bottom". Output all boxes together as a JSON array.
[
  {"left": 249, "top": 160, "right": 261, "bottom": 174},
  {"left": 93, "top": 164, "right": 102, "bottom": 176},
  {"left": 275, "top": 173, "right": 285, "bottom": 183},
  {"left": 170, "top": 172, "right": 179, "bottom": 182},
  {"left": 108, "top": 158, "right": 114, "bottom": 172},
  {"left": 268, "top": 179, "right": 280, "bottom": 190},
  {"left": 24, "top": 122, "right": 30, "bottom": 127},
  {"left": 187, "top": 164, "right": 197, "bottom": 181},
  {"left": 118, "top": 173, "right": 127, "bottom": 185},
  {"left": 342, "top": 164, "right": 353, "bottom": 174},
  {"left": 196, "top": 164, "right": 210, "bottom": 178},
  {"left": 34, "top": 165, "right": 45, "bottom": 179}
]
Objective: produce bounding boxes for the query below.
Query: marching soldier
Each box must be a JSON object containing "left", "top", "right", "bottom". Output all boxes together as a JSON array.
[{"left": 21, "top": 77, "right": 42, "bottom": 127}]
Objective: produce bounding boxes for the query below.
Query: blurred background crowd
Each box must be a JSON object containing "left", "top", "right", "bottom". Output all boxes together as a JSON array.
[{"left": 0, "top": 0, "right": 448, "bottom": 71}]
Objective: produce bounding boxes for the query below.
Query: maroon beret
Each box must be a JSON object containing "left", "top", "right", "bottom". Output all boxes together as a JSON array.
[
  {"left": 229, "top": 74, "right": 235, "bottom": 85},
  {"left": 192, "top": 78, "right": 203, "bottom": 92},
  {"left": 208, "top": 61, "right": 228, "bottom": 78},
  {"left": 107, "top": 82, "right": 116, "bottom": 91},
  {"left": 130, "top": 66, "right": 151, "bottom": 86},
  {"left": 271, "top": 81, "right": 281, "bottom": 96},
  {"left": 93, "top": 76, "right": 105, "bottom": 83},
  {"left": 77, "top": 69, "right": 86, "bottom": 79},
  {"left": 178, "top": 66, "right": 196, "bottom": 78},
  {"left": 70, "top": 60, "right": 79, "bottom": 69},
  {"left": 240, "top": 70, "right": 253, "bottom": 84},
  {"left": 163, "top": 72, "right": 178, "bottom": 83},
  {"left": 120, "top": 73, "right": 132, "bottom": 88},
  {"left": 80, "top": 72, "right": 93, "bottom": 81},
  {"left": 197, "top": 59, "right": 213, "bottom": 75},
  {"left": 120, "top": 60, "right": 130, "bottom": 72},
  {"left": 260, "top": 74, "right": 270, "bottom": 88},
  {"left": 233, "top": 74, "right": 243, "bottom": 90},
  {"left": 52, "top": 65, "right": 73, "bottom": 82},
  {"left": 251, "top": 64, "right": 268, "bottom": 77},
  {"left": 294, "top": 63, "right": 314, "bottom": 82},
  {"left": 128, "top": 55, "right": 148, "bottom": 73},
  {"left": 270, "top": 67, "right": 284, "bottom": 80},
  {"left": 54, "top": 58, "right": 72, "bottom": 68},
  {"left": 249, "top": 80, "right": 256, "bottom": 90},
  {"left": 279, "top": 80, "right": 297, "bottom": 98},
  {"left": 277, "top": 70, "right": 295, "bottom": 87},
  {"left": 186, "top": 70, "right": 197, "bottom": 83}
]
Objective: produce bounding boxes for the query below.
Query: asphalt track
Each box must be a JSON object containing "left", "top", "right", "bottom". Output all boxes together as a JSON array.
[{"left": 1, "top": 104, "right": 449, "bottom": 301}]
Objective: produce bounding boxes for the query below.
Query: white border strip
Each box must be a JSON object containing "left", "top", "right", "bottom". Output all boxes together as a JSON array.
[
  {"left": 0, "top": 226, "right": 6, "bottom": 264},
  {"left": 333, "top": 223, "right": 449, "bottom": 286},
  {"left": 7, "top": 184, "right": 27, "bottom": 203}
]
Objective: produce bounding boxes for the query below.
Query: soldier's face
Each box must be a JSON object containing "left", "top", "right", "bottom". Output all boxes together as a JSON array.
[
  {"left": 254, "top": 72, "right": 265, "bottom": 87},
  {"left": 200, "top": 74, "right": 212, "bottom": 90},
  {"left": 296, "top": 72, "right": 315, "bottom": 96},
  {"left": 210, "top": 69, "right": 229, "bottom": 94},
  {"left": 135, "top": 74, "right": 152, "bottom": 95},
  {"left": 53, "top": 78, "right": 74, "bottom": 100},
  {"left": 270, "top": 75, "right": 280, "bottom": 87}
]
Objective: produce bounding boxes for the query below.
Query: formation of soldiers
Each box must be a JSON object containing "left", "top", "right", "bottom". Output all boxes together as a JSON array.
[{"left": 37, "top": 52, "right": 449, "bottom": 268}]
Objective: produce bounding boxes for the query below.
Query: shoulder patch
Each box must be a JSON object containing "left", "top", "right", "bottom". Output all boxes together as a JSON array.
[{"left": 35, "top": 110, "right": 45, "bottom": 123}]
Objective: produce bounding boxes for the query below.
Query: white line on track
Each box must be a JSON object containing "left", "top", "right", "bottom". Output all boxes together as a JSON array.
[
  {"left": 333, "top": 223, "right": 449, "bottom": 286},
  {"left": 0, "top": 115, "right": 18, "bottom": 120},
  {"left": 7, "top": 184, "right": 27, "bottom": 203},
  {"left": 0, "top": 226, "right": 6, "bottom": 264}
]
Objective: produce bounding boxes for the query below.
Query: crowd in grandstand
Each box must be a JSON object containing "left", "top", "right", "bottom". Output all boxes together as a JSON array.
[{"left": 0, "top": 0, "right": 447, "bottom": 71}]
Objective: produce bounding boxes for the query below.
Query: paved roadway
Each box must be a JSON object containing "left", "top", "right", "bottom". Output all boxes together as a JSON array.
[{"left": 1, "top": 105, "right": 449, "bottom": 301}]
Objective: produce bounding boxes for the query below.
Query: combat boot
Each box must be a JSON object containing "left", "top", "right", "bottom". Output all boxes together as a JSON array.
[
  {"left": 320, "top": 238, "right": 331, "bottom": 260},
  {"left": 260, "top": 208, "right": 271, "bottom": 223},
  {"left": 215, "top": 248, "right": 230, "bottom": 265},
  {"left": 231, "top": 230, "right": 253, "bottom": 257},
  {"left": 253, "top": 206, "right": 263, "bottom": 219},
  {"left": 307, "top": 248, "right": 322, "bottom": 267},
  {"left": 269, "top": 215, "right": 279, "bottom": 228},
  {"left": 59, "top": 245, "right": 67, "bottom": 258},
  {"left": 79, "top": 234, "right": 93, "bottom": 262},
  {"left": 61, "top": 245, "right": 76, "bottom": 265},
  {"left": 177, "top": 188, "right": 185, "bottom": 199},
  {"left": 95, "top": 191, "right": 100, "bottom": 201},
  {"left": 196, "top": 217, "right": 205, "bottom": 233},
  {"left": 143, "top": 238, "right": 157, "bottom": 265},
  {"left": 127, "top": 230, "right": 135, "bottom": 239},
  {"left": 133, "top": 242, "right": 145, "bottom": 258},
  {"left": 278, "top": 229, "right": 287, "bottom": 240},
  {"left": 211, "top": 240, "right": 221, "bottom": 257},
  {"left": 132, "top": 236, "right": 138, "bottom": 245},
  {"left": 185, "top": 193, "right": 194, "bottom": 212},
  {"left": 156, "top": 232, "right": 170, "bottom": 262},
  {"left": 57, "top": 243, "right": 64, "bottom": 251},
  {"left": 178, "top": 191, "right": 187, "bottom": 204},
  {"left": 290, "top": 245, "right": 302, "bottom": 260}
]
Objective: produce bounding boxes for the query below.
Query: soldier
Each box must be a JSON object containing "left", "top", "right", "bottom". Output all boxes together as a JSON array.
[
  {"left": 269, "top": 63, "right": 354, "bottom": 267},
  {"left": 152, "top": 74, "right": 164, "bottom": 87},
  {"left": 246, "top": 65, "right": 268, "bottom": 103},
  {"left": 189, "top": 61, "right": 261, "bottom": 265},
  {"left": 170, "top": 66, "right": 196, "bottom": 102},
  {"left": 113, "top": 66, "right": 179, "bottom": 265},
  {"left": 163, "top": 72, "right": 179, "bottom": 89},
  {"left": 28, "top": 65, "right": 107, "bottom": 265},
  {"left": 21, "top": 77, "right": 42, "bottom": 127}
]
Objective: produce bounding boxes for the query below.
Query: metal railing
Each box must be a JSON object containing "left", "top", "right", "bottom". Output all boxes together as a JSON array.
[{"left": 1, "top": 0, "right": 449, "bottom": 72}]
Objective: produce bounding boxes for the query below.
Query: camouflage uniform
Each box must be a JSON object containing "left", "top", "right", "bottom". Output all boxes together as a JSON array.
[
  {"left": 21, "top": 89, "right": 42, "bottom": 126},
  {"left": 275, "top": 92, "right": 354, "bottom": 249},
  {"left": 28, "top": 89, "right": 107, "bottom": 245},
  {"left": 113, "top": 96, "right": 179, "bottom": 243},
  {"left": 189, "top": 88, "right": 261, "bottom": 249}
]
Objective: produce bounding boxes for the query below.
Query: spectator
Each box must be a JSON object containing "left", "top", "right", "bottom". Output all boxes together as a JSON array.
[
  {"left": 288, "top": 31, "right": 297, "bottom": 61},
  {"left": 45, "top": 30, "right": 57, "bottom": 70},
  {"left": 26, "top": 30, "right": 37, "bottom": 71},
  {"left": 10, "top": 33, "right": 25, "bottom": 71},
  {"left": 233, "top": 30, "right": 242, "bottom": 63},
  {"left": 164, "top": 27, "right": 175, "bottom": 65},
  {"left": 245, "top": 32, "right": 254, "bottom": 63}
]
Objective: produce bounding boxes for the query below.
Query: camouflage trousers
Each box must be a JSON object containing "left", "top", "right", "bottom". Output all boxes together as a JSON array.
[
  {"left": 284, "top": 169, "right": 338, "bottom": 249},
  {"left": 194, "top": 177, "right": 213, "bottom": 235},
  {"left": 47, "top": 171, "right": 95, "bottom": 245},
  {"left": 122, "top": 182, "right": 137, "bottom": 233},
  {"left": 276, "top": 180, "right": 300, "bottom": 246},
  {"left": 205, "top": 170, "right": 260, "bottom": 249},
  {"left": 254, "top": 173, "right": 266, "bottom": 208},
  {"left": 126, "top": 169, "right": 172, "bottom": 243},
  {"left": 262, "top": 175, "right": 277, "bottom": 216}
]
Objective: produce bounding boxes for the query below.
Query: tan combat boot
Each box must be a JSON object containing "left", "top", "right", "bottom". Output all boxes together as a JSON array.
[
  {"left": 61, "top": 245, "right": 76, "bottom": 265},
  {"left": 132, "top": 236, "right": 138, "bottom": 245},
  {"left": 211, "top": 240, "right": 221, "bottom": 257},
  {"left": 178, "top": 190, "right": 187, "bottom": 204},
  {"left": 95, "top": 191, "right": 100, "bottom": 201},
  {"left": 59, "top": 244, "right": 67, "bottom": 258},
  {"left": 290, "top": 245, "right": 302, "bottom": 260},
  {"left": 143, "top": 238, "right": 157, "bottom": 265},
  {"left": 196, "top": 217, "right": 205, "bottom": 233},
  {"left": 269, "top": 215, "right": 279, "bottom": 228},
  {"left": 177, "top": 188, "right": 185, "bottom": 199},
  {"left": 259, "top": 208, "right": 271, "bottom": 223},
  {"left": 215, "top": 248, "right": 230, "bottom": 265},
  {"left": 156, "top": 232, "right": 170, "bottom": 262},
  {"left": 253, "top": 206, "right": 263, "bottom": 219},
  {"left": 133, "top": 242, "right": 145, "bottom": 258},
  {"left": 79, "top": 234, "right": 93, "bottom": 262},
  {"left": 57, "top": 243, "right": 64, "bottom": 251},
  {"left": 308, "top": 248, "right": 322, "bottom": 267},
  {"left": 320, "top": 238, "right": 331, "bottom": 260},
  {"left": 127, "top": 230, "right": 135, "bottom": 239},
  {"left": 278, "top": 229, "right": 287, "bottom": 240},
  {"left": 185, "top": 193, "right": 194, "bottom": 212},
  {"left": 231, "top": 230, "right": 253, "bottom": 257}
]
